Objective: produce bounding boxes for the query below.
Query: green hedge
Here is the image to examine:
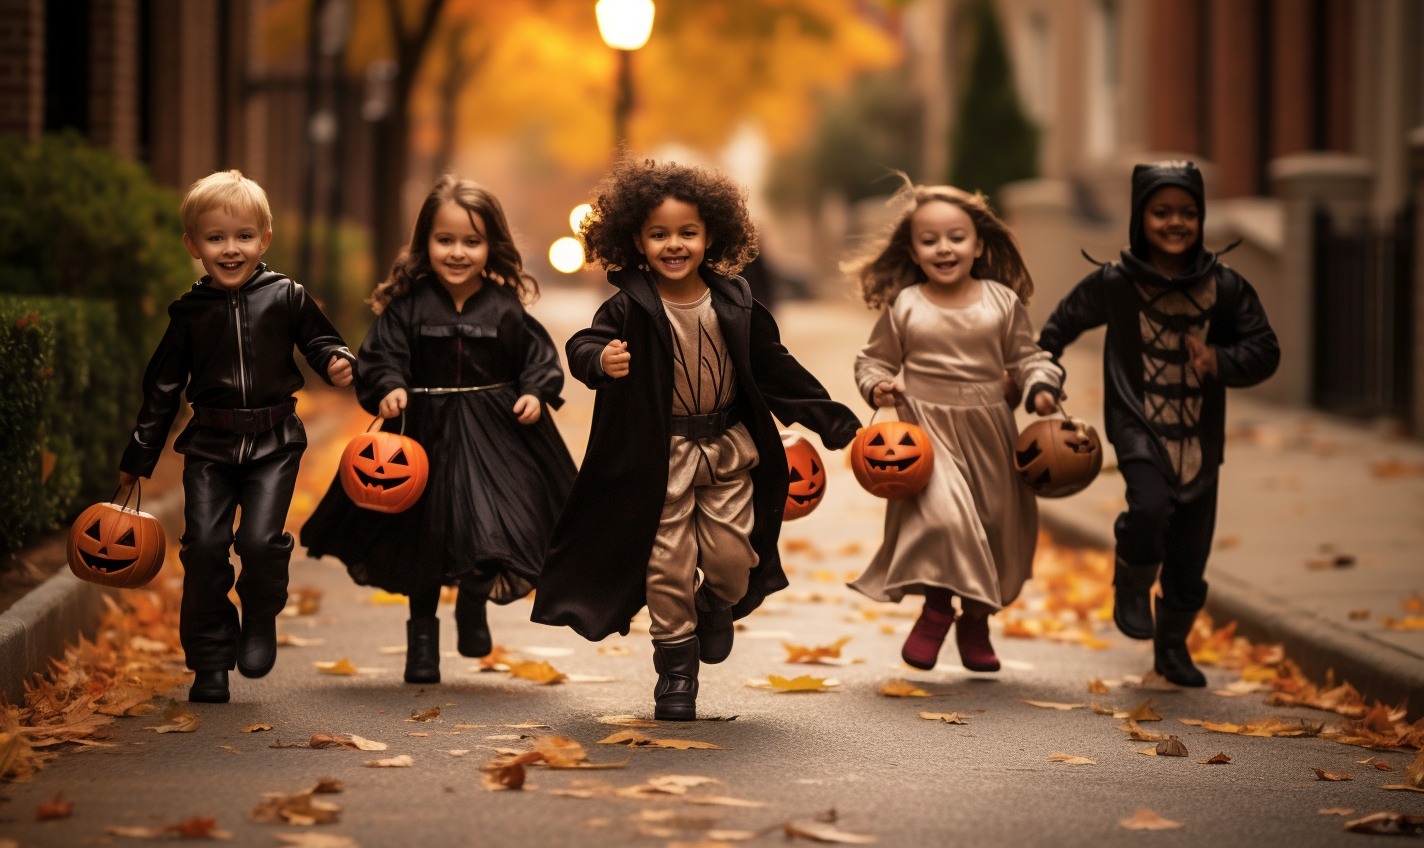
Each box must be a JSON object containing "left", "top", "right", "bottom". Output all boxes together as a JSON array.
[{"left": 0, "top": 296, "right": 130, "bottom": 552}]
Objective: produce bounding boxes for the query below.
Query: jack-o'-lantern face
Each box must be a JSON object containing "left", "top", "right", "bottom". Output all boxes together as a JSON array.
[
  {"left": 1014, "top": 417, "right": 1103, "bottom": 498},
  {"left": 850, "top": 420, "right": 935, "bottom": 500},
  {"left": 68, "top": 502, "right": 166, "bottom": 588},
  {"left": 339, "top": 430, "right": 430, "bottom": 513},
  {"left": 781, "top": 431, "right": 826, "bottom": 521}
]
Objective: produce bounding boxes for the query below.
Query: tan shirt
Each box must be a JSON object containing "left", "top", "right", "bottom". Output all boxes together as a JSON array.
[{"left": 663, "top": 289, "right": 737, "bottom": 416}]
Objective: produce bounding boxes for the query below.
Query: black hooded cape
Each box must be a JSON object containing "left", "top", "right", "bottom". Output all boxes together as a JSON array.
[
  {"left": 1037, "top": 161, "right": 1280, "bottom": 501},
  {"left": 531, "top": 268, "right": 862, "bottom": 641}
]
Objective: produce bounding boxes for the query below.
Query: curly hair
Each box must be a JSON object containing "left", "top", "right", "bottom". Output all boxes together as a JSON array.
[
  {"left": 580, "top": 156, "right": 758, "bottom": 276},
  {"left": 369, "top": 175, "right": 539, "bottom": 314},
  {"left": 846, "top": 177, "right": 1034, "bottom": 310}
]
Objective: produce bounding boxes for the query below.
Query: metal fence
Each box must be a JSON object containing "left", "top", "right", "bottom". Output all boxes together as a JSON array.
[{"left": 1311, "top": 205, "right": 1415, "bottom": 421}]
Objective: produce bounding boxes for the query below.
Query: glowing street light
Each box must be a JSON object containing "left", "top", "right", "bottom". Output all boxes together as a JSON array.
[
  {"left": 595, "top": 0, "right": 654, "bottom": 146},
  {"left": 569, "top": 204, "right": 593, "bottom": 234},
  {"left": 549, "top": 237, "right": 585, "bottom": 274},
  {"left": 595, "top": 0, "right": 654, "bottom": 50}
]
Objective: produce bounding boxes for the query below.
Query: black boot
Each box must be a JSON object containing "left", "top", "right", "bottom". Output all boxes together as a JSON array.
[
  {"left": 189, "top": 670, "right": 230, "bottom": 703},
  {"left": 651, "top": 635, "right": 699, "bottom": 721},
  {"left": 405, "top": 617, "right": 441, "bottom": 684},
  {"left": 1153, "top": 599, "right": 1206, "bottom": 687},
  {"left": 1113, "top": 557, "right": 1158, "bottom": 640},
  {"left": 455, "top": 590, "right": 492, "bottom": 658},
  {"left": 694, "top": 584, "right": 735, "bottom": 664},
  {"left": 237, "top": 614, "right": 278, "bottom": 679}
]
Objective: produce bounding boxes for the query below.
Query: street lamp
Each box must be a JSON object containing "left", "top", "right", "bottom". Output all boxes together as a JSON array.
[{"left": 595, "top": 0, "right": 654, "bottom": 146}]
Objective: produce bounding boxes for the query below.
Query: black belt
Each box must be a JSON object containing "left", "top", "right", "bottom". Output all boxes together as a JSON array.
[
  {"left": 194, "top": 400, "right": 296, "bottom": 434},
  {"left": 669, "top": 407, "right": 742, "bottom": 441}
]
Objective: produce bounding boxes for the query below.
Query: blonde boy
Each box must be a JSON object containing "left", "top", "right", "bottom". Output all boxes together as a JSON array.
[{"left": 119, "top": 170, "right": 354, "bottom": 703}]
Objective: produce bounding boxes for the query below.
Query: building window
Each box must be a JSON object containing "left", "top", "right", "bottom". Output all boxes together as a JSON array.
[{"left": 43, "top": 0, "right": 91, "bottom": 134}]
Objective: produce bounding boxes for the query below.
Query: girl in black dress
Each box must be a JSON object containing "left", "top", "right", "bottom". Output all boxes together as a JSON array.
[{"left": 303, "top": 176, "right": 576, "bottom": 684}]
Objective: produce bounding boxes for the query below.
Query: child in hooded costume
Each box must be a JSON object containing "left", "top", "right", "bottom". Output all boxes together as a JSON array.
[
  {"left": 1036, "top": 161, "right": 1280, "bottom": 686},
  {"left": 532, "top": 157, "right": 861, "bottom": 720}
]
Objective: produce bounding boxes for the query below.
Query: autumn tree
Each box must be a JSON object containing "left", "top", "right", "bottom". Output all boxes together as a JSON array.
[{"left": 947, "top": 0, "right": 1037, "bottom": 204}]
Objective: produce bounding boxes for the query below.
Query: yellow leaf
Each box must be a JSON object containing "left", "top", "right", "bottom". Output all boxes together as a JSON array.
[
  {"left": 1126, "top": 700, "right": 1162, "bottom": 722},
  {"left": 1021, "top": 700, "right": 1084, "bottom": 711},
  {"left": 240, "top": 723, "right": 273, "bottom": 733},
  {"left": 1048, "top": 753, "right": 1096, "bottom": 765},
  {"left": 314, "top": 659, "right": 358, "bottom": 675},
  {"left": 783, "top": 637, "right": 852, "bottom": 664},
  {"left": 746, "top": 675, "right": 838, "bottom": 692},
  {"left": 1087, "top": 679, "right": 1109, "bottom": 694},
  {"left": 507, "top": 661, "right": 567, "bottom": 684},
  {"left": 595, "top": 731, "right": 729, "bottom": 750},
  {"left": 919, "top": 712, "right": 970, "bottom": 724},
  {"left": 368, "top": 591, "right": 407, "bottom": 605},
  {"left": 879, "top": 680, "right": 930, "bottom": 698},
  {"left": 1119, "top": 809, "right": 1184, "bottom": 830}
]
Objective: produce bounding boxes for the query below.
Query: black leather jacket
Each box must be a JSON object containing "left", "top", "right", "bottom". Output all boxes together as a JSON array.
[{"left": 120, "top": 265, "right": 352, "bottom": 477}]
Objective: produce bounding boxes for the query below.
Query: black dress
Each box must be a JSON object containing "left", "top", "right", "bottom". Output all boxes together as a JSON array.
[{"left": 301, "top": 277, "right": 577, "bottom": 602}]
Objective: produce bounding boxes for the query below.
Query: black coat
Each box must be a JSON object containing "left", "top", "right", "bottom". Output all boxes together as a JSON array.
[
  {"left": 120, "top": 265, "right": 351, "bottom": 477},
  {"left": 531, "top": 269, "right": 862, "bottom": 641},
  {"left": 1037, "top": 253, "right": 1279, "bottom": 500}
]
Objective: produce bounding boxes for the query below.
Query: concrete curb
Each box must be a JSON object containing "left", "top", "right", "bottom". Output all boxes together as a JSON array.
[
  {"left": 0, "top": 569, "right": 112, "bottom": 702},
  {"left": 1038, "top": 504, "right": 1424, "bottom": 722}
]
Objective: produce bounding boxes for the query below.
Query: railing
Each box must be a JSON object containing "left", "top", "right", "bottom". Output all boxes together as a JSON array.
[{"left": 1311, "top": 205, "right": 1415, "bottom": 421}]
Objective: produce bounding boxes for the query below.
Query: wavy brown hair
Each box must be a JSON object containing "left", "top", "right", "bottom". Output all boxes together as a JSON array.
[
  {"left": 580, "top": 156, "right": 758, "bottom": 275},
  {"left": 848, "top": 179, "right": 1034, "bottom": 309},
  {"left": 369, "top": 175, "right": 538, "bottom": 314}
]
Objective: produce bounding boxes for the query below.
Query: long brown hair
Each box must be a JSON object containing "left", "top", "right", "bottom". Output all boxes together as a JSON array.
[
  {"left": 369, "top": 175, "right": 539, "bottom": 313},
  {"left": 847, "top": 178, "right": 1033, "bottom": 309}
]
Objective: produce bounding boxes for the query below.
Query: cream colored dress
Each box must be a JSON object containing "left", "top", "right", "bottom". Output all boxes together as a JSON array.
[{"left": 849, "top": 281, "right": 1063, "bottom": 609}]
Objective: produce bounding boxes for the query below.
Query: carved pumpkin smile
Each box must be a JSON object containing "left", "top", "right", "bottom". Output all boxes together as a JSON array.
[
  {"left": 851, "top": 420, "right": 935, "bottom": 499},
  {"left": 340, "top": 425, "right": 430, "bottom": 513},
  {"left": 68, "top": 499, "right": 166, "bottom": 588}
]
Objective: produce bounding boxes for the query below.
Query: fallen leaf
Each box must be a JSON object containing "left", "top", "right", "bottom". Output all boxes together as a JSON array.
[
  {"left": 507, "top": 661, "right": 567, "bottom": 684},
  {"left": 481, "top": 751, "right": 540, "bottom": 791},
  {"left": 686, "top": 795, "right": 770, "bottom": 808},
  {"left": 314, "top": 659, "right": 358, "bottom": 675},
  {"left": 107, "top": 817, "right": 232, "bottom": 839},
  {"left": 1407, "top": 749, "right": 1424, "bottom": 787},
  {"left": 745, "top": 675, "right": 839, "bottom": 692},
  {"left": 1119, "top": 720, "right": 1165, "bottom": 742},
  {"left": 406, "top": 707, "right": 441, "bottom": 722},
  {"left": 1048, "top": 753, "right": 1096, "bottom": 765},
  {"left": 1118, "top": 808, "right": 1184, "bottom": 830},
  {"left": 1125, "top": 700, "right": 1162, "bottom": 722},
  {"left": 784, "top": 815, "right": 877, "bottom": 844},
  {"left": 364, "top": 755, "right": 413, "bottom": 768},
  {"left": 35, "top": 794, "right": 73, "bottom": 821},
  {"left": 1135, "top": 670, "right": 1180, "bottom": 691},
  {"left": 919, "top": 712, "right": 970, "bottom": 725},
  {"left": 784, "top": 637, "right": 853, "bottom": 664},
  {"left": 1021, "top": 700, "right": 1083, "bottom": 711},
  {"left": 596, "top": 731, "right": 729, "bottom": 750},
  {"left": 879, "top": 680, "right": 930, "bottom": 698},
  {"left": 1313, "top": 768, "right": 1353, "bottom": 781},
  {"left": 598, "top": 645, "right": 634, "bottom": 657},
  {"left": 1319, "top": 808, "right": 1355, "bottom": 815},
  {"left": 1382, "top": 785, "right": 1424, "bottom": 793},
  {"left": 446, "top": 750, "right": 470, "bottom": 756},
  {"left": 407, "top": 732, "right": 428, "bottom": 737},
  {"left": 368, "top": 591, "right": 407, "bottom": 605},
  {"left": 241, "top": 724, "right": 273, "bottom": 733},
  {"left": 1199, "top": 753, "right": 1232, "bottom": 764},
  {"left": 1374, "top": 762, "right": 1397, "bottom": 771},
  {"left": 1087, "top": 679, "right": 1109, "bottom": 694},
  {"left": 1344, "top": 813, "right": 1424, "bottom": 835},
  {"left": 598, "top": 715, "right": 660, "bottom": 728},
  {"left": 218, "top": 745, "right": 243, "bottom": 755},
  {"left": 250, "top": 784, "right": 342, "bottom": 825},
  {"left": 1156, "top": 736, "right": 1189, "bottom": 757},
  {"left": 145, "top": 701, "right": 200, "bottom": 733},
  {"left": 275, "top": 835, "right": 358, "bottom": 848}
]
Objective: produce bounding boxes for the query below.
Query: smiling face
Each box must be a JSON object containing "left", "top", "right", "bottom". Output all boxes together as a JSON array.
[
  {"left": 428, "top": 200, "right": 490, "bottom": 288},
  {"left": 633, "top": 197, "right": 708, "bottom": 286},
  {"left": 1142, "top": 186, "right": 1200, "bottom": 262},
  {"left": 67, "top": 502, "right": 167, "bottom": 588},
  {"left": 338, "top": 431, "right": 430, "bottom": 513},
  {"left": 907, "top": 200, "right": 983, "bottom": 288},
  {"left": 183, "top": 206, "right": 272, "bottom": 290}
]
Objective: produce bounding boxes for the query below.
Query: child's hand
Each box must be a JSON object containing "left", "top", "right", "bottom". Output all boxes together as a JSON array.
[
  {"left": 513, "top": 394, "right": 542, "bottom": 424},
  {"left": 601, "top": 339, "right": 630, "bottom": 378},
  {"left": 1185, "top": 335, "right": 1218, "bottom": 380},
  {"left": 1003, "top": 373, "right": 1023, "bottom": 407},
  {"left": 119, "top": 471, "right": 138, "bottom": 488},
  {"left": 871, "top": 379, "right": 904, "bottom": 408},
  {"left": 327, "top": 354, "right": 354, "bottom": 387},
  {"left": 379, "top": 388, "right": 408, "bottom": 419},
  {"left": 1032, "top": 390, "right": 1060, "bottom": 416}
]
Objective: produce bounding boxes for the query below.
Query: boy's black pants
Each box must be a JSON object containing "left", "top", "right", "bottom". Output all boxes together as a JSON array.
[
  {"left": 1113, "top": 461, "right": 1218, "bottom": 614},
  {"left": 179, "top": 450, "right": 302, "bottom": 670}
]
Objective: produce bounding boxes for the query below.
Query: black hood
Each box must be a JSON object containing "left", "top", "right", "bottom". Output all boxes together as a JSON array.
[{"left": 1128, "top": 160, "right": 1206, "bottom": 262}]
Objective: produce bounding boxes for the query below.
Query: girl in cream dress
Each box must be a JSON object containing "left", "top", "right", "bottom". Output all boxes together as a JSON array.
[{"left": 848, "top": 183, "right": 1063, "bottom": 672}]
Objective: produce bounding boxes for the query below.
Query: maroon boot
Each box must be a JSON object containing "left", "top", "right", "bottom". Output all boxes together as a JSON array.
[
  {"left": 955, "top": 600, "right": 1001, "bottom": 672},
  {"left": 901, "top": 588, "right": 957, "bottom": 670}
]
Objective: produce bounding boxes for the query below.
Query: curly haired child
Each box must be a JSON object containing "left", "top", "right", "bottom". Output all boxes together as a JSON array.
[
  {"left": 533, "top": 156, "right": 862, "bottom": 720},
  {"left": 302, "top": 176, "right": 576, "bottom": 684},
  {"left": 1037, "top": 161, "right": 1278, "bottom": 686},
  {"left": 847, "top": 180, "right": 1063, "bottom": 673}
]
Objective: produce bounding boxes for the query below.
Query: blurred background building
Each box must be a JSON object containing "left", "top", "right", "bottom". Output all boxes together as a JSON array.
[{"left": 2, "top": 0, "right": 1422, "bottom": 432}]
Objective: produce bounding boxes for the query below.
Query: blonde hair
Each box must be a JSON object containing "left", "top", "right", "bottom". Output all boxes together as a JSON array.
[
  {"left": 180, "top": 169, "right": 273, "bottom": 237},
  {"left": 846, "top": 176, "right": 1034, "bottom": 310}
]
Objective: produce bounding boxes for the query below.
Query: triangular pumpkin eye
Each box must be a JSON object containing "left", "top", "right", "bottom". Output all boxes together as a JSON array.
[
  {"left": 868, "top": 433, "right": 885, "bottom": 446},
  {"left": 117, "top": 528, "right": 136, "bottom": 546},
  {"left": 788, "top": 467, "right": 804, "bottom": 482},
  {"left": 85, "top": 521, "right": 102, "bottom": 541},
  {"left": 389, "top": 449, "right": 408, "bottom": 466},
  {"left": 898, "top": 433, "right": 916, "bottom": 446},
  {"left": 810, "top": 461, "right": 820, "bottom": 475},
  {"left": 358, "top": 443, "right": 376, "bottom": 460}
]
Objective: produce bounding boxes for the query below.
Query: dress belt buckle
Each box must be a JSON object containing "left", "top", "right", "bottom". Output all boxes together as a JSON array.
[{"left": 230, "top": 408, "right": 264, "bottom": 434}]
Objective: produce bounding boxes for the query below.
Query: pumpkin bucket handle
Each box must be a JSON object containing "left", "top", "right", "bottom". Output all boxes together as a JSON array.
[
  {"left": 365, "top": 409, "right": 409, "bottom": 437},
  {"left": 878, "top": 389, "right": 922, "bottom": 427},
  {"left": 110, "top": 479, "right": 142, "bottom": 514}
]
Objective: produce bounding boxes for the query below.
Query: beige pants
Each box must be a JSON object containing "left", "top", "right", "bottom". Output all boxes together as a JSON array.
[{"left": 646, "top": 424, "right": 759, "bottom": 641}]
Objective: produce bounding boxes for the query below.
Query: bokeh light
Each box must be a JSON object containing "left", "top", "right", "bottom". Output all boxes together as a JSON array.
[
  {"left": 569, "top": 204, "right": 593, "bottom": 234},
  {"left": 549, "top": 237, "right": 585, "bottom": 273}
]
